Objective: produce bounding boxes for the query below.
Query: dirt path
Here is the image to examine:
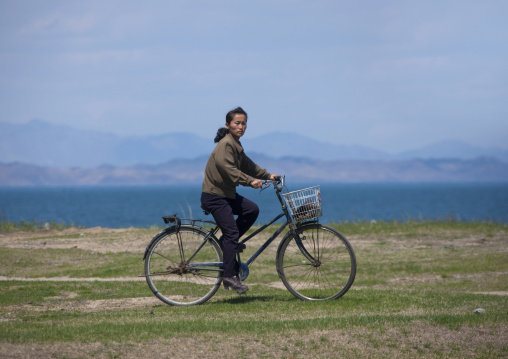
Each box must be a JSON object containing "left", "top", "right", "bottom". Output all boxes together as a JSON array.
[
  {"left": 1, "top": 226, "right": 508, "bottom": 359},
  {"left": 1, "top": 227, "right": 507, "bottom": 306},
  {"left": 0, "top": 226, "right": 150, "bottom": 253}
]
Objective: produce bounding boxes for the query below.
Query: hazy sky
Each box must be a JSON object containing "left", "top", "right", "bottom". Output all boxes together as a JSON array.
[{"left": 1, "top": 0, "right": 507, "bottom": 153}]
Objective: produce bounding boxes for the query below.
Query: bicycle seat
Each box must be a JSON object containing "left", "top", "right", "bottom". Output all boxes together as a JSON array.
[{"left": 201, "top": 204, "right": 211, "bottom": 216}]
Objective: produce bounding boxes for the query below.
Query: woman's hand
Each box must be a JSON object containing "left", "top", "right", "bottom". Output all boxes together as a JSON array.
[
  {"left": 251, "top": 179, "right": 263, "bottom": 189},
  {"left": 252, "top": 174, "right": 278, "bottom": 188}
]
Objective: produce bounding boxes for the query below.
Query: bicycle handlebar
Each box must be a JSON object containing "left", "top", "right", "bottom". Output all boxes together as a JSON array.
[{"left": 262, "top": 175, "right": 285, "bottom": 192}]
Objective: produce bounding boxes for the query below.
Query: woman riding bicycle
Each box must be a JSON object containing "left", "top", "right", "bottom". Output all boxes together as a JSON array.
[{"left": 201, "top": 107, "right": 278, "bottom": 294}]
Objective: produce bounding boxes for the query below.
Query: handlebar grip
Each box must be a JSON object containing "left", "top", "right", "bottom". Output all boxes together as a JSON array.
[{"left": 273, "top": 175, "right": 284, "bottom": 191}]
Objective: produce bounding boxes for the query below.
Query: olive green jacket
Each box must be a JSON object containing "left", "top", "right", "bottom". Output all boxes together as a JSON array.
[{"left": 202, "top": 133, "right": 271, "bottom": 199}]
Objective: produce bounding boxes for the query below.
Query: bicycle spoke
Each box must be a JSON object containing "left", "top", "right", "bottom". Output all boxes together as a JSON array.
[
  {"left": 145, "top": 226, "right": 223, "bottom": 306},
  {"left": 152, "top": 250, "right": 180, "bottom": 266},
  {"left": 277, "top": 224, "right": 356, "bottom": 300},
  {"left": 282, "top": 263, "right": 314, "bottom": 269},
  {"left": 176, "top": 231, "right": 186, "bottom": 261},
  {"left": 145, "top": 271, "right": 175, "bottom": 277}
]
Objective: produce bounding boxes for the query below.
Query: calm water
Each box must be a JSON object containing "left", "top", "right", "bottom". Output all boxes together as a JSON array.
[{"left": 0, "top": 183, "right": 507, "bottom": 228}]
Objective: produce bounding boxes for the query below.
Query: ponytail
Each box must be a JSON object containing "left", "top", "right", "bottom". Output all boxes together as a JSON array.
[{"left": 214, "top": 127, "right": 229, "bottom": 143}]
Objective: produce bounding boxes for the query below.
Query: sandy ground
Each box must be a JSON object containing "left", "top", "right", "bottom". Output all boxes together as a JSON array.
[
  {"left": 0, "top": 226, "right": 300, "bottom": 313},
  {"left": 1, "top": 226, "right": 507, "bottom": 297},
  {"left": 1, "top": 226, "right": 507, "bottom": 358},
  {"left": 0, "top": 226, "right": 146, "bottom": 253}
]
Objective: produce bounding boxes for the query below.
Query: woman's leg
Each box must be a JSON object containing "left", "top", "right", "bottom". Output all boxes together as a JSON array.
[
  {"left": 201, "top": 193, "right": 259, "bottom": 278},
  {"left": 201, "top": 193, "right": 240, "bottom": 278},
  {"left": 230, "top": 194, "right": 259, "bottom": 238}
]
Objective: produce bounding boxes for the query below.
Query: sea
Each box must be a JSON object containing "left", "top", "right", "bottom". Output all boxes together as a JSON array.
[{"left": 1, "top": 183, "right": 507, "bottom": 228}]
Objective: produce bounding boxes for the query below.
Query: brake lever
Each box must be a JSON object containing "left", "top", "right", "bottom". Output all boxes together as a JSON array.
[{"left": 259, "top": 181, "right": 272, "bottom": 193}]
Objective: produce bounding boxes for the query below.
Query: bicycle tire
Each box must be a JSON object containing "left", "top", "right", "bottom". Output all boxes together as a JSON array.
[
  {"left": 276, "top": 223, "right": 356, "bottom": 301},
  {"left": 144, "top": 225, "right": 223, "bottom": 306}
]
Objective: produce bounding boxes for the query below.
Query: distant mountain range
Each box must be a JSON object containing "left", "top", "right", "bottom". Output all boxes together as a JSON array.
[
  {"left": 1, "top": 156, "right": 507, "bottom": 186},
  {"left": 1, "top": 119, "right": 508, "bottom": 168},
  {"left": 1, "top": 120, "right": 507, "bottom": 185}
]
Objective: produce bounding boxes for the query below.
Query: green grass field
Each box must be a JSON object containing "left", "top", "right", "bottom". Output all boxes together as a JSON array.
[{"left": 0, "top": 221, "right": 507, "bottom": 358}]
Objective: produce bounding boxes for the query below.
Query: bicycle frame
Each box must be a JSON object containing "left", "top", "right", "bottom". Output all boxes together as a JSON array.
[
  {"left": 239, "top": 212, "right": 287, "bottom": 266},
  {"left": 187, "top": 214, "right": 288, "bottom": 273},
  {"left": 188, "top": 180, "right": 319, "bottom": 272}
]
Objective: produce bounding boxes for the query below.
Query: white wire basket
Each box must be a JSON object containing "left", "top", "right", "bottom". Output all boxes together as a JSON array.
[{"left": 281, "top": 186, "right": 322, "bottom": 222}]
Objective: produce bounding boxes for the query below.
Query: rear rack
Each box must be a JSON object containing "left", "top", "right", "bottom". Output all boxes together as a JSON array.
[{"left": 162, "top": 214, "right": 216, "bottom": 227}]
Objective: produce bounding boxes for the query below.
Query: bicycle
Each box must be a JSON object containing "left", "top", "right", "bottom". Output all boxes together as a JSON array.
[{"left": 142, "top": 177, "right": 356, "bottom": 306}]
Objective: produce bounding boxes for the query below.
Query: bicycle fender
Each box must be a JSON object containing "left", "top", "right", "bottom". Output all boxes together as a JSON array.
[
  {"left": 276, "top": 223, "right": 318, "bottom": 265},
  {"left": 143, "top": 226, "right": 177, "bottom": 260},
  {"left": 142, "top": 224, "right": 218, "bottom": 260},
  {"left": 276, "top": 231, "right": 292, "bottom": 261}
]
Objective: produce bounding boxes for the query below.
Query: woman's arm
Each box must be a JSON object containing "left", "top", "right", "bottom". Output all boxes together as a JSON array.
[
  {"left": 215, "top": 143, "right": 256, "bottom": 186},
  {"left": 240, "top": 153, "right": 272, "bottom": 180}
]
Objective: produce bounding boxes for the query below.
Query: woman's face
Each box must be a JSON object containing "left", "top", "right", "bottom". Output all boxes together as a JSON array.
[{"left": 226, "top": 114, "right": 247, "bottom": 141}]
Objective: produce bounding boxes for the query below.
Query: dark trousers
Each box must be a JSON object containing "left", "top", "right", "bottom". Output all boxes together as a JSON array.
[{"left": 201, "top": 192, "right": 259, "bottom": 277}]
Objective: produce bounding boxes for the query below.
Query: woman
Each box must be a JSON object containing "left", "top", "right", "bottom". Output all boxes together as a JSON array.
[{"left": 201, "top": 107, "right": 278, "bottom": 294}]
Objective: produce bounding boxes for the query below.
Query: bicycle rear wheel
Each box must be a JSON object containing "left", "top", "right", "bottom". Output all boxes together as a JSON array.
[
  {"left": 276, "top": 223, "right": 356, "bottom": 301},
  {"left": 144, "top": 225, "right": 223, "bottom": 306}
]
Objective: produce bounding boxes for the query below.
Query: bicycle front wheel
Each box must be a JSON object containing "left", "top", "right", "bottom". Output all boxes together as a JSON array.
[
  {"left": 276, "top": 223, "right": 356, "bottom": 301},
  {"left": 144, "top": 225, "right": 223, "bottom": 306}
]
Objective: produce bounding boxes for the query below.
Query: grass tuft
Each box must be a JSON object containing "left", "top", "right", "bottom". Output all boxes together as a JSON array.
[{"left": 0, "top": 218, "right": 78, "bottom": 233}]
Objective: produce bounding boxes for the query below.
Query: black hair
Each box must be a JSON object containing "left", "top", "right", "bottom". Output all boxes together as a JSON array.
[
  {"left": 213, "top": 128, "right": 229, "bottom": 143},
  {"left": 214, "top": 107, "right": 248, "bottom": 143}
]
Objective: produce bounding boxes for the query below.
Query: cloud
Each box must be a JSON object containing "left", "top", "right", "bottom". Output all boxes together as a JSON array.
[
  {"left": 19, "top": 12, "right": 98, "bottom": 37},
  {"left": 63, "top": 49, "right": 145, "bottom": 66},
  {"left": 0, "top": 0, "right": 507, "bottom": 152}
]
